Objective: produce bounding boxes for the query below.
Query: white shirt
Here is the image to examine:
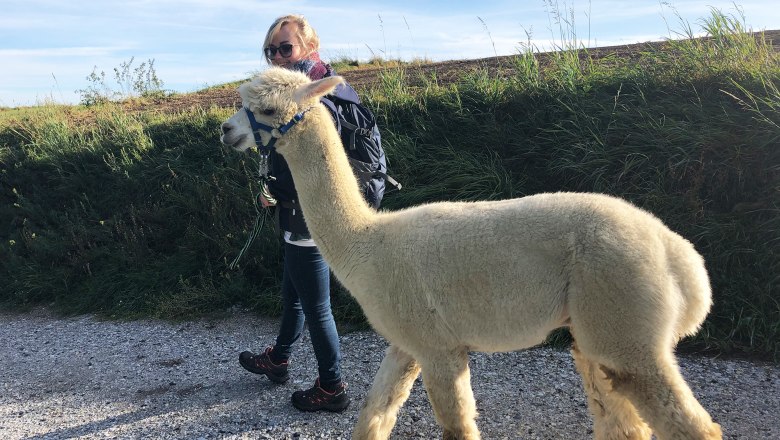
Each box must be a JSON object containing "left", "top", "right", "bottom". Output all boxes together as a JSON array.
[{"left": 283, "top": 231, "right": 317, "bottom": 247}]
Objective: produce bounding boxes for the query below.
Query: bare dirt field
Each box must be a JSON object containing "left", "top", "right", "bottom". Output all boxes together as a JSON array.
[{"left": 123, "top": 30, "right": 779, "bottom": 114}]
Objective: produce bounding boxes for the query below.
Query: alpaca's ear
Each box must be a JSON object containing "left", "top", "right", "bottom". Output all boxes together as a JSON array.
[
  {"left": 237, "top": 82, "right": 251, "bottom": 102},
  {"left": 294, "top": 76, "right": 344, "bottom": 104}
]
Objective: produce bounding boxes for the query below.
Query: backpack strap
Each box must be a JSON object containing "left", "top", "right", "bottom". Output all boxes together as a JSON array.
[
  {"left": 347, "top": 157, "right": 402, "bottom": 190},
  {"left": 338, "top": 118, "right": 374, "bottom": 151}
]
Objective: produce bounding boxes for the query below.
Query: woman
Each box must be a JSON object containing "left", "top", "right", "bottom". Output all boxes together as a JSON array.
[{"left": 238, "top": 14, "right": 352, "bottom": 413}]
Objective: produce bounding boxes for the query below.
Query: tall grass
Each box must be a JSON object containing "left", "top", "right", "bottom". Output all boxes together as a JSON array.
[
  {"left": 1, "top": 105, "right": 285, "bottom": 319},
  {"left": 1, "top": 9, "right": 778, "bottom": 358}
]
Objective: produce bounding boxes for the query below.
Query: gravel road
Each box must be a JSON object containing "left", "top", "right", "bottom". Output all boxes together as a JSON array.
[{"left": 2, "top": 309, "right": 778, "bottom": 439}]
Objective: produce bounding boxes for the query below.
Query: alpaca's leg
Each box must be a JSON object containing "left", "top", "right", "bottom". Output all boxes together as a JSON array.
[
  {"left": 571, "top": 316, "right": 720, "bottom": 439},
  {"left": 571, "top": 342, "right": 652, "bottom": 440},
  {"left": 568, "top": 254, "right": 720, "bottom": 440},
  {"left": 352, "top": 345, "right": 421, "bottom": 440},
  {"left": 601, "top": 353, "right": 722, "bottom": 440},
  {"left": 420, "top": 349, "right": 480, "bottom": 440}
]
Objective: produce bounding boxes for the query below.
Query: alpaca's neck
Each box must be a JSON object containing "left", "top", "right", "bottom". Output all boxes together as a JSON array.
[{"left": 281, "top": 106, "right": 376, "bottom": 264}]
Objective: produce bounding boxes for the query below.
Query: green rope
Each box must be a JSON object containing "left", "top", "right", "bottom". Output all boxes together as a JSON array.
[
  {"left": 228, "top": 189, "right": 268, "bottom": 270},
  {"left": 229, "top": 153, "right": 274, "bottom": 270}
]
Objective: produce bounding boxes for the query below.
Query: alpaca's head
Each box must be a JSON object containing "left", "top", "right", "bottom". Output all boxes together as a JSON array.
[{"left": 220, "top": 67, "right": 344, "bottom": 153}]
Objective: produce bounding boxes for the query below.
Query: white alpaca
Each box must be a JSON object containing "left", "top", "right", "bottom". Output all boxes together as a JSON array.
[{"left": 220, "top": 67, "right": 722, "bottom": 440}]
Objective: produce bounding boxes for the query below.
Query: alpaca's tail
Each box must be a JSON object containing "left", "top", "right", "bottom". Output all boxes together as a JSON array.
[{"left": 667, "top": 235, "right": 713, "bottom": 339}]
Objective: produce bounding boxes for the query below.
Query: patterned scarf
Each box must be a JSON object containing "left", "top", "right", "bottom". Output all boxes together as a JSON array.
[{"left": 290, "top": 51, "right": 332, "bottom": 80}]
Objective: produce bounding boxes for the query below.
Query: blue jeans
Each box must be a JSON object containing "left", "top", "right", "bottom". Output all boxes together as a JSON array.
[{"left": 273, "top": 242, "right": 342, "bottom": 387}]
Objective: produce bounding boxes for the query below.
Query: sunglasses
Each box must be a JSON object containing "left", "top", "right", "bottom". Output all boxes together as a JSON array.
[{"left": 264, "top": 43, "right": 298, "bottom": 58}]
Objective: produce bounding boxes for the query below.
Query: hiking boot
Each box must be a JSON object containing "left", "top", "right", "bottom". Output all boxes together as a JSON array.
[
  {"left": 238, "top": 347, "right": 289, "bottom": 384},
  {"left": 291, "top": 378, "right": 350, "bottom": 412}
]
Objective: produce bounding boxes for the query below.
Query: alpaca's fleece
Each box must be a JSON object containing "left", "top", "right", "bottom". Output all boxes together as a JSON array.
[{"left": 220, "top": 67, "right": 722, "bottom": 440}]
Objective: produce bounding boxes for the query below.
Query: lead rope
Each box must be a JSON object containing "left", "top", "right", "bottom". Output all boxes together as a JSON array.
[{"left": 228, "top": 153, "right": 274, "bottom": 270}]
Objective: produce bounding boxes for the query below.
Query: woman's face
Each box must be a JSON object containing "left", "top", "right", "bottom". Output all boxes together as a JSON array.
[{"left": 268, "top": 23, "right": 309, "bottom": 68}]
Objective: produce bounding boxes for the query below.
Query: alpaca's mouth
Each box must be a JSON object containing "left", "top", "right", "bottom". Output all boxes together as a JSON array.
[{"left": 220, "top": 133, "right": 248, "bottom": 150}]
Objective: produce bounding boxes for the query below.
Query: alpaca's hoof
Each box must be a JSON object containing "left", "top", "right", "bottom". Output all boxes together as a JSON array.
[
  {"left": 705, "top": 422, "right": 723, "bottom": 439},
  {"left": 623, "top": 425, "right": 653, "bottom": 440},
  {"left": 442, "top": 429, "right": 480, "bottom": 440}
]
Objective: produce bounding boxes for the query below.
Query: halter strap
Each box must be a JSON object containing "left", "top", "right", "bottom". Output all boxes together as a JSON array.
[{"left": 244, "top": 107, "right": 310, "bottom": 153}]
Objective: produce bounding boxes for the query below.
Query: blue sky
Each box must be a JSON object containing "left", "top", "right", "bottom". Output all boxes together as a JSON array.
[{"left": 1, "top": 0, "right": 777, "bottom": 107}]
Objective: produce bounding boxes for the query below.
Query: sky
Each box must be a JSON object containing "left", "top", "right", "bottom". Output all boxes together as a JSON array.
[{"left": 1, "top": 0, "right": 778, "bottom": 107}]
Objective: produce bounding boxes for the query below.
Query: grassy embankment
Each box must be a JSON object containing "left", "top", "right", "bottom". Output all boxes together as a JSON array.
[{"left": 1, "top": 10, "right": 778, "bottom": 360}]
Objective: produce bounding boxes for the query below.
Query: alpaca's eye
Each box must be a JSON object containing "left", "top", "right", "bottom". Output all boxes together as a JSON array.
[{"left": 262, "top": 109, "right": 275, "bottom": 116}]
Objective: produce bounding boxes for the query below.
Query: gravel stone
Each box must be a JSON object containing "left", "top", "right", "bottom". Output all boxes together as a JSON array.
[{"left": 1, "top": 308, "right": 778, "bottom": 439}]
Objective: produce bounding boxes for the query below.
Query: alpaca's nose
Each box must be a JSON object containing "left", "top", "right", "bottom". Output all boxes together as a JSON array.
[{"left": 221, "top": 122, "right": 233, "bottom": 135}]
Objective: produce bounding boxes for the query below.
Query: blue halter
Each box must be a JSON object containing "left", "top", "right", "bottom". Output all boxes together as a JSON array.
[{"left": 244, "top": 107, "right": 309, "bottom": 153}]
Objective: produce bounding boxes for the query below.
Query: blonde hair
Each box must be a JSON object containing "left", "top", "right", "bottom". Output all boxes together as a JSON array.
[{"left": 262, "top": 14, "right": 320, "bottom": 64}]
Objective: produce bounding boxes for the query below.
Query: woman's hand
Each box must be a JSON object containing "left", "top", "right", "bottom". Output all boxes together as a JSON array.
[
  {"left": 259, "top": 194, "right": 276, "bottom": 208},
  {"left": 259, "top": 183, "right": 277, "bottom": 207}
]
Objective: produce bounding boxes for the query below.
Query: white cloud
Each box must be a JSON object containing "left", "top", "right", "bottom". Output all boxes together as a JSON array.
[{"left": 0, "top": 47, "right": 127, "bottom": 58}]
